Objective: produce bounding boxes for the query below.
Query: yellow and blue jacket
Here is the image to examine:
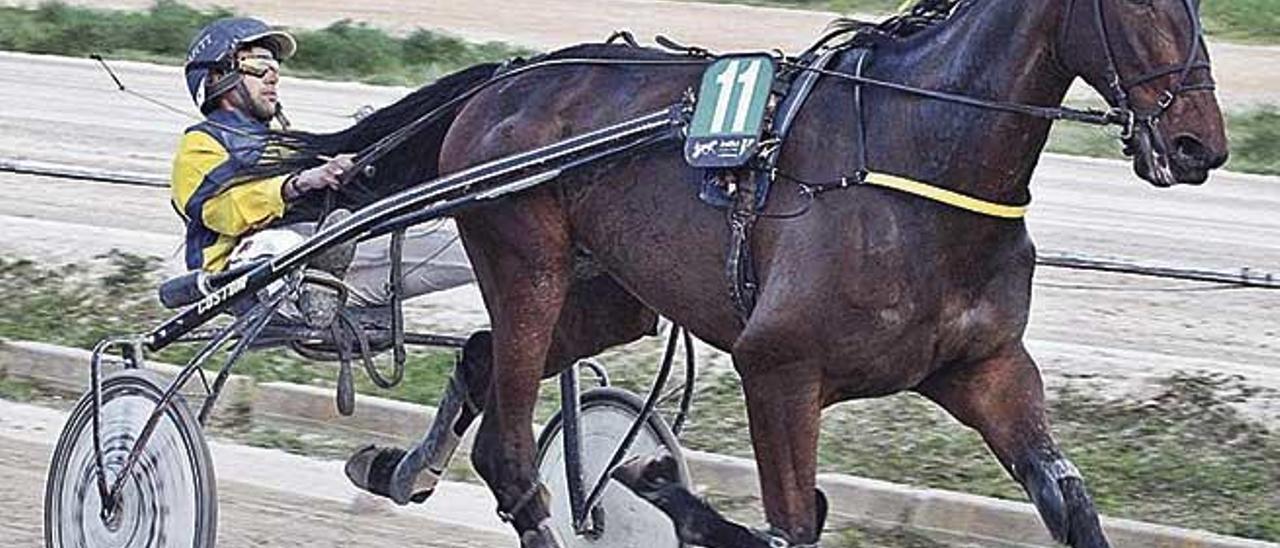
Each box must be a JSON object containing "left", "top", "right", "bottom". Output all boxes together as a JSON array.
[{"left": 170, "top": 109, "right": 289, "bottom": 272}]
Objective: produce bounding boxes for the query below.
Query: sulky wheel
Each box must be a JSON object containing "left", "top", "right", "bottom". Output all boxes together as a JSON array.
[
  {"left": 45, "top": 369, "right": 217, "bottom": 547},
  {"left": 535, "top": 386, "right": 689, "bottom": 547}
]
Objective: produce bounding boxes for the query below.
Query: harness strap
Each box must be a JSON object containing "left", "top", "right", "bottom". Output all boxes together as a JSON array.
[
  {"left": 838, "top": 44, "right": 1023, "bottom": 218},
  {"left": 496, "top": 481, "right": 549, "bottom": 524},
  {"left": 728, "top": 173, "right": 760, "bottom": 319},
  {"left": 850, "top": 48, "right": 873, "bottom": 176},
  {"left": 726, "top": 50, "right": 843, "bottom": 321},
  {"left": 858, "top": 172, "right": 1029, "bottom": 219}
]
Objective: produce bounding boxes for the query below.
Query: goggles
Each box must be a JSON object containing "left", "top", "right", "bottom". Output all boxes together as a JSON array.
[{"left": 237, "top": 54, "right": 280, "bottom": 78}]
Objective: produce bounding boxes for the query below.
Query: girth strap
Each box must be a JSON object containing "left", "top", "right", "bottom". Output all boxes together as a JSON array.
[
  {"left": 727, "top": 172, "right": 760, "bottom": 319},
  {"left": 843, "top": 45, "right": 1026, "bottom": 219},
  {"left": 726, "top": 50, "right": 841, "bottom": 321}
]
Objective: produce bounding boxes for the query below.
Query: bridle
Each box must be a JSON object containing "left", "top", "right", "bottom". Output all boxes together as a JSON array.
[{"left": 1068, "top": 0, "right": 1216, "bottom": 184}]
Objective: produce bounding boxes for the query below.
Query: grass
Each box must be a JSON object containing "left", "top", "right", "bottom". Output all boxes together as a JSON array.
[
  {"left": 1224, "top": 106, "right": 1280, "bottom": 176},
  {"left": 1, "top": 254, "right": 1277, "bottom": 541},
  {"left": 674, "top": 369, "right": 1280, "bottom": 541},
  {"left": 1046, "top": 106, "right": 1280, "bottom": 177},
  {"left": 0, "top": 375, "right": 38, "bottom": 402},
  {"left": 1200, "top": 0, "right": 1280, "bottom": 45},
  {"left": 0, "top": 1, "right": 531, "bottom": 86},
  {"left": 0, "top": 252, "right": 459, "bottom": 404}
]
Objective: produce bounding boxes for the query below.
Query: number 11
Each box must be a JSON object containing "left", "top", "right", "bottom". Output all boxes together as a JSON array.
[{"left": 709, "top": 59, "right": 763, "bottom": 134}]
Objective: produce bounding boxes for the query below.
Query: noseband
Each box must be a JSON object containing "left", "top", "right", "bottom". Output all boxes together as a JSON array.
[{"left": 1070, "top": 0, "right": 1216, "bottom": 174}]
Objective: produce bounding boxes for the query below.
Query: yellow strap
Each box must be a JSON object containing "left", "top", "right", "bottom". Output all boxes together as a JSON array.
[
  {"left": 862, "top": 172, "right": 1029, "bottom": 219},
  {"left": 897, "top": 0, "right": 916, "bottom": 12}
]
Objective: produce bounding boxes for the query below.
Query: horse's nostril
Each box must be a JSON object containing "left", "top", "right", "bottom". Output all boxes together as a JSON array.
[
  {"left": 1170, "top": 134, "right": 1228, "bottom": 173},
  {"left": 1173, "top": 135, "right": 1208, "bottom": 161}
]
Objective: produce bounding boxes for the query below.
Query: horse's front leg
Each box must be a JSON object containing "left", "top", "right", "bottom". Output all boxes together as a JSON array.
[{"left": 917, "top": 343, "right": 1111, "bottom": 548}]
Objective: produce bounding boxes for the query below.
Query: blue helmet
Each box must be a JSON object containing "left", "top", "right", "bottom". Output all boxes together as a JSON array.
[{"left": 184, "top": 17, "right": 296, "bottom": 113}]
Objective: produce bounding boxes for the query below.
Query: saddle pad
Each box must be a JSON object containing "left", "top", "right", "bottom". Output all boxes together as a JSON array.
[{"left": 693, "top": 49, "right": 840, "bottom": 211}]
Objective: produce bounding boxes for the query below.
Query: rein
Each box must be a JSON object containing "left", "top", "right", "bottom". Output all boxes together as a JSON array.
[
  {"left": 782, "top": 61, "right": 1129, "bottom": 129},
  {"left": 333, "top": 0, "right": 1210, "bottom": 213},
  {"left": 337, "top": 57, "right": 711, "bottom": 187}
]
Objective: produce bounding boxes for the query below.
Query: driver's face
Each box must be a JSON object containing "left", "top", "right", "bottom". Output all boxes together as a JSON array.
[{"left": 234, "top": 46, "right": 279, "bottom": 122}]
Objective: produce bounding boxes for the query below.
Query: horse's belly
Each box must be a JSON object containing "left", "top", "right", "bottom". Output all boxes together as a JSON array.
[{"left": 567, "top": 158, "right": 746, "bottom": 349}]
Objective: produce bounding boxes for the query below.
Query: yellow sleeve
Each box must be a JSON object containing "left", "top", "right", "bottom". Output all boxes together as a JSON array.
[
  {"left": 171, "top": 131, "right": 227, "bottom": 219},
  {"left": 200, "top": 174, "right": 288, "bottom": 236},
  {"left": 170, "top": 131, "right": 288, "bottom": 237}
]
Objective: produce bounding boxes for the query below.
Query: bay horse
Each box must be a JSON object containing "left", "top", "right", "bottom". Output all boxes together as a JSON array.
[{"left": 315, "top": 0, "right": 1227, "bottom": 545}]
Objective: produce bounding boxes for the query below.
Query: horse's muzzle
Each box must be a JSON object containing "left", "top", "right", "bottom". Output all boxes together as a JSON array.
[{"left": 1128, "top": 125, "right": 1227, "bottom": 187}]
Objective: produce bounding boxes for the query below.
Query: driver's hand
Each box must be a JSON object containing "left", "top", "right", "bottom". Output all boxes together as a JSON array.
[{"left": 290, "top": 154, "right": 355, "bottom": 195}]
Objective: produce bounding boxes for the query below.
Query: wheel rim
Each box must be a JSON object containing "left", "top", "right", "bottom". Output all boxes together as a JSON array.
[
  {"left": 538, "top": 401, "right": 683, "bottom": 547},
  {"left": 50, "top": 385, "right": 205, "bottom": 547}
]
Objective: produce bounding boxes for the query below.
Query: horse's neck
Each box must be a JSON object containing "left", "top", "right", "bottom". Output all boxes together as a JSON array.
[{"left": 865, "top": 0, "right": 1074, "bottom": 206}]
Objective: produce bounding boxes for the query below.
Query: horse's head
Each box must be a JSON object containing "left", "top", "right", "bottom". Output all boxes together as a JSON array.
[{"left": 1060, "top": 0, "right": 1228, "bottom": 186}]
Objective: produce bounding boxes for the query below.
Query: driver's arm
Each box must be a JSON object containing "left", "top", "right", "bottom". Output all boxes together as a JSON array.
[{"left": 171, "top": 130, "right": 288, "bottom": 236}]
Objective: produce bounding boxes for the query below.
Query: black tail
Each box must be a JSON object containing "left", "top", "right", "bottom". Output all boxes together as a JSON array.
[{"left": 244, "top": 62, "right": 502, "bottom": 211}]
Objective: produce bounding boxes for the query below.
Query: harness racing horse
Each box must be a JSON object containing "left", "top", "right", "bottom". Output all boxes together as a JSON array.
[{"left": 327, "top": 0, "right": 1227, "bottom": 545}]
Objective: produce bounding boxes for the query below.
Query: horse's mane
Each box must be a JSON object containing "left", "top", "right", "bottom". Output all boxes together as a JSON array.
[{"left": 827, "top": 0, "right": 973, "bottom": 47}]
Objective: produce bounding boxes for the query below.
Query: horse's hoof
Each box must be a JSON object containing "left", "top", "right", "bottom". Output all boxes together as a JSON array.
[
  {"left": 519, "top": 520, "right": 566, "bottom": 548},
  {"left": 1024, "top": 461, "right": 1110, "bottom": 548},
  {"left": 815, "top": 487, "right": 828, "bottom": 535},
  {"left": 611, "top": 453, "right": 679, "bottom": 499},
  {"left": 344, "top": 445, "right": 436, "bottom": 506}
]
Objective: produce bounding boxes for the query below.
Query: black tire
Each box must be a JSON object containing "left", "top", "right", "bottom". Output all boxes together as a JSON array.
[
  {"left": 535, "top": 386, "right": 689, "bottom": 547},
  {"left": 45, "top": 369, "right": 217, "bottom": 547}
]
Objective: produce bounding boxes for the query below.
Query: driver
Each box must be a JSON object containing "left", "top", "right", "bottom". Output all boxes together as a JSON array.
[
  {"left": 173, "top": 17, "right": 475, "bottom": 324},
  {"left": 175, "top": 16, "right": 496, "bottom": 513}
]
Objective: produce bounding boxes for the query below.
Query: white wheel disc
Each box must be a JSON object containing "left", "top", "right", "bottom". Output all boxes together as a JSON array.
[
  {"left": 536, "top": 388, "right": 687, "bottom": 547},
  {"left": 45, "top": 370, "right": 216, "bottom": 548}
]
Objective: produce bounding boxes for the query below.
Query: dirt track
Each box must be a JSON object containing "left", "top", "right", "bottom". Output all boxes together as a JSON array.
[{"left": 6, "top": 0, "right": 1280, "bottom": 107}]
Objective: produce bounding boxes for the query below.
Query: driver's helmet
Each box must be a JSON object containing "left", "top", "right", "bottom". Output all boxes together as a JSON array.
[{"left": 184, "top": 17, "right": 296, "bottom": 113}]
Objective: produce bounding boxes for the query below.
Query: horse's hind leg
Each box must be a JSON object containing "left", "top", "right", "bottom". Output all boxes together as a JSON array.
[
  {"left": 917, "top": 343, "right": 1111, "bottom": 548},
  {"left": 614, "top": 353, "right": 828, "bottom": 547},
  {"left": 345, "top": 330, "right": 493, "bottom": 505},
  {"left": 346, "top": 270, "right": 657, "bottom": 510},
  {"left": 453, "top": 194, "right": 577, "bottom": 547}
]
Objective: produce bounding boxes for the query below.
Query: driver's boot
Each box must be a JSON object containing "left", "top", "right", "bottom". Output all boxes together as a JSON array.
[
  {"left": 299, "top": 208, "right": 356, "bottom": 329},
  {"left": 344, "top": 330, "right": 492, "bottom": 504}
]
